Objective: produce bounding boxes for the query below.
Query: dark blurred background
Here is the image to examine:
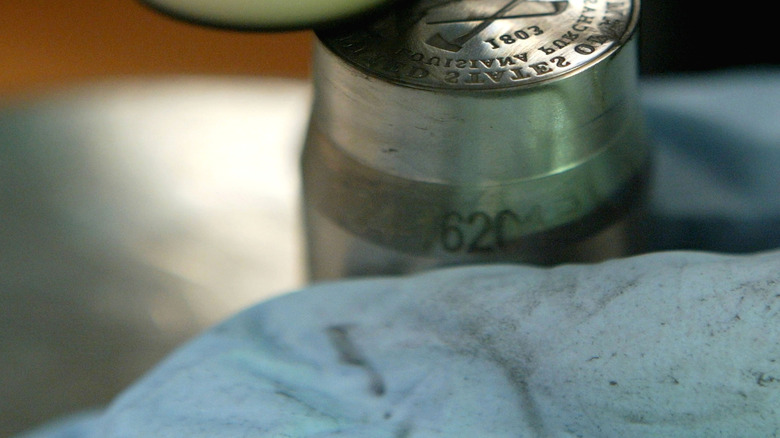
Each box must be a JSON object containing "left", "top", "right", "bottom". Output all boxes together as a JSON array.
[
  {"left": 0, "top": 0, "right": 775, "bottom": 98},
  {"left": 638, "top": 2, "right": 776, "bottom": 75}
]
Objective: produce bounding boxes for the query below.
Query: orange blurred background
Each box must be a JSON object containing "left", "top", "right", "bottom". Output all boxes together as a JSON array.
[
  {"left": 0, "top": 0, "right": 313, "bottom": 98},
  {"left": 2, "top": 0, "right": 774, "bottom": 99}
]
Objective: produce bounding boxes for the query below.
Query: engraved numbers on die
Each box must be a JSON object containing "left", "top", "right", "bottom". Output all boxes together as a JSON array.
[
  {"left": 484, "top": 25, "right": 544, "bottom": 49},
  {"left": 440, "top": 208, "right": 543, "bottom": 253}
]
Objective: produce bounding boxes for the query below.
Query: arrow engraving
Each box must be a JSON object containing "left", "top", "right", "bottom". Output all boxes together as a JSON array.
[{"left": 425, "top": 0, "right": 569, "bottom": 52}]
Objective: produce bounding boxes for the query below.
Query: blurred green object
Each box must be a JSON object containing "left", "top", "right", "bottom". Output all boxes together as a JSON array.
[{"left": 140, "top": 0, "right": 397, "bottom": 29}]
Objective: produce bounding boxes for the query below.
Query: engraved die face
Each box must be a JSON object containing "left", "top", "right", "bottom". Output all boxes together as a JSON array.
[{"left": 320, "top": 0, "right": 638, "bottom": 90}]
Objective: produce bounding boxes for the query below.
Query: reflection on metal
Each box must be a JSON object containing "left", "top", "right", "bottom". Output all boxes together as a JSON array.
[
  {"left": 0, "top": 79, "right": 308, "bottom": 437},
  {"left": 303, "top": 0, "right": 649, "bottom": 280}
]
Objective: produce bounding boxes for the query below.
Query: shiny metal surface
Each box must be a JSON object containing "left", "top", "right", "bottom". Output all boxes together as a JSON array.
[
  {"left": 303, "top": 0, "right": 649, "bottom": 280},
  {"left": 0, "top": 79, "right": 308, "bottom": 437},
  {"left": 323, "top": 0, "right": 639, "bottom": 90}
]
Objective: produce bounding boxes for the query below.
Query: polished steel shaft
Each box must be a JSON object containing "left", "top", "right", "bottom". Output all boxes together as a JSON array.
[{"left": 303, "top": 0, "right": 648, "bottom": 280}]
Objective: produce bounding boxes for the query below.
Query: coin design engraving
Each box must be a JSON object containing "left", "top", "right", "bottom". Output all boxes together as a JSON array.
[{"left": 319, "top": 0, "right": 638, "bottom": 90}]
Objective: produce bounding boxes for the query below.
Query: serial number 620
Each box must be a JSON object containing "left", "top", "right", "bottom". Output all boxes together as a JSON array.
[{"left": 440, "top": 209, "right": 542, "bottom": 253}]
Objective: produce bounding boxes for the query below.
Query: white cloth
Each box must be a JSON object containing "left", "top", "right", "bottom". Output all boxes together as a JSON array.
[{"left": 16, "top": 69, "right": 780, "bottom": 437}]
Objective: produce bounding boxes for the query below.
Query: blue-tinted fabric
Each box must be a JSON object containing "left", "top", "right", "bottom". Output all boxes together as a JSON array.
[{"left": 16, "top": 69, "right": 779, "bottom": 438}]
